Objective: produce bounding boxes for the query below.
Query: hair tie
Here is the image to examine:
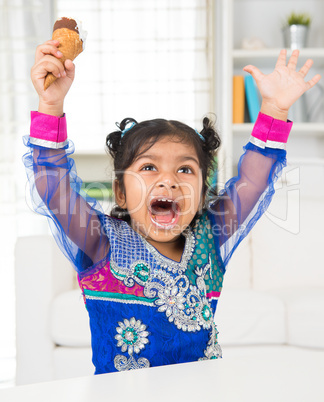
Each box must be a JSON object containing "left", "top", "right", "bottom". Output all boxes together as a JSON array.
[
  {"left": 195, "top": 129, "right": 205, "bottom": 142},
  {"left": 121, "top": 122, "right": 136, "bottom": 138}
]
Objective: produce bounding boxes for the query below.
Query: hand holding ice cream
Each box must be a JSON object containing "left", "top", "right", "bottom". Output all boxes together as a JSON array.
[
  {"left": 44, "top": 17, "right": 87, "bottom": 90},
  {"left": 31, "top": 17, "right": 87, "bottom": 116}
]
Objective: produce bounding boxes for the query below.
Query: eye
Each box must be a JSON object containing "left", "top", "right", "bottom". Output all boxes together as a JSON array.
[
  {"left": 141, "top": 164, "right": 157, "bottom": 172},
  {"left": 178, "top": 166, "right": 193, "bottom": 174}
]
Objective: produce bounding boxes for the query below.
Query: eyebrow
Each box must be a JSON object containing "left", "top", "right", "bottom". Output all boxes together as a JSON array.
[{"left": 135, "top": 154, "right": 200, "bottom": 165}]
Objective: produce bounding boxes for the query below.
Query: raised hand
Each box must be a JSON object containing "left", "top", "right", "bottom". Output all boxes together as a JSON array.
[
  {"left": 243, "top": 49, "right": 321, "bottom": 121},
  {"left": 31, "top": 40, "right": 75, "bottom": 116}
]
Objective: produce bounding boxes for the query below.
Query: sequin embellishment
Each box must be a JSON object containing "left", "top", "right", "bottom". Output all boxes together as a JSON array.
[
  {"left": 143, "top": 228, "right": 195, "bottom": 274},
  {"left": 115, "top": 317, "right": 149, "bottom": 355},
  {"left": 114, "top": 317, "right": 151, "bottom": 371},
  {"left": 114, "top": 355, "right": 150, "bottom": 371},
  {"left": 110, "top": 260, "right": 150, "bottom": 287},
  {"left": 199, "top": 322, "right": 222, "bottom": 360},
  {"left": 145, "top": 257, "right": 214, "bottom": 332}
]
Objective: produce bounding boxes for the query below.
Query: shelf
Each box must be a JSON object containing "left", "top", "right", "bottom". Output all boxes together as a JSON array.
[
  {"left": 215, "top": 0, "right": 324, "bottom": 180},
  {"left": 233, "top": 48, "right": 324, "bottom": 69},
  {"left": 233, "top": 122, "right": 324, "bottom": 136}
]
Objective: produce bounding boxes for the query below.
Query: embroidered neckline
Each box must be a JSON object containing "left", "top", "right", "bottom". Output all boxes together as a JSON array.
[
  {"left": 102, "top": 215, "right": 196, "bottom": 276},
  {"left": 140, "top": 228, "right": 196, "bottom": 274}
]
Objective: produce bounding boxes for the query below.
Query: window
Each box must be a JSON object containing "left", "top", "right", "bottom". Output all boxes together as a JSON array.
[{"left": 54, "top": 0, "right": 214, "bottom": 150}]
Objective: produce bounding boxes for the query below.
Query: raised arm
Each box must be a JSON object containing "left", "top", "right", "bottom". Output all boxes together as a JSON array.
[
  {"left": 23, "top": 40, "right": 109, "bottom": 275},
  {"left": 210, "top": 49, "right": 321, "bottom": 267}
]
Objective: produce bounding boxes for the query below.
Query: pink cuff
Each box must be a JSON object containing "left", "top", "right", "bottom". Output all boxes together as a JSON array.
[
  {"left": 250, "top": 112, "right": 293, "bottom": 150},
  {"left": 29, "top": 111, "right": 68, "bottom": 149}
]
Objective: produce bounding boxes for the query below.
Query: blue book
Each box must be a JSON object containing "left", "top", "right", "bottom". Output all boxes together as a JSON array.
[{"left": 244, "top": 75, "right": 261, "bottom": 123}]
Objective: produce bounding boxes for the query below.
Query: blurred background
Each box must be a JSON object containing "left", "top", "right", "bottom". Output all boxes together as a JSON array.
[{"left": 1, "top": 0, "right": 324, "bottom": 394}]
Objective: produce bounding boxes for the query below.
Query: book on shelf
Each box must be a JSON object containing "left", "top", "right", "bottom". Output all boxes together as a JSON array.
[
  {"left": 244, "top": 75, "right": 261, "bottom": 123},
  {"left": 232, "top": 75, "right": 245, "bottom": 123}
]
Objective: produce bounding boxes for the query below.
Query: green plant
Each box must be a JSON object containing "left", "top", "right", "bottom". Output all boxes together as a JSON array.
[{"left": 284, "top": 12, "right": 311, "bottom": 27}]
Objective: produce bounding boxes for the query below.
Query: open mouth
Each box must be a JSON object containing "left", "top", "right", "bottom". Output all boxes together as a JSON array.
[{"left": 149, "top": 197, "right": 180, "bottom": 229}]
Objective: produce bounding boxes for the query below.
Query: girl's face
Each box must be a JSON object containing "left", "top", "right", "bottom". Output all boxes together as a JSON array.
[{"left": 114, "top": 135, "right": 203, "bottom": 247}]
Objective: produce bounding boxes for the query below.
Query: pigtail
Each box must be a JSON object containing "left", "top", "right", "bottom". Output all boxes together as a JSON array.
[
  {"left": 198, "top": 116, "right": 221, "bottom": 204},
  {"left": 106, "top": 117, "right": 138, "bottom": 223},
  {"left": 118, "top": 117, "right": 137, "bottom": 132},
  {"left": 200, "top": 116, "right": 221, "bottom": 152},
  {"left": 106, "top": 129, "right": 122, "bottom": 160},
  {"left": 106, "top": 117, "right": 138, "bottom": 159}
]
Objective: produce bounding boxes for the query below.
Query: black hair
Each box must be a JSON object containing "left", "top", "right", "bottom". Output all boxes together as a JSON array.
[{"left": 106, "top": 117, "right": 221, "bottom": 224}]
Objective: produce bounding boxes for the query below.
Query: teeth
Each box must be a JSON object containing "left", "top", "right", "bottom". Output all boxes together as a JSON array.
[{"left": 157, "top": 198, "right": 173, "bottom": 203}]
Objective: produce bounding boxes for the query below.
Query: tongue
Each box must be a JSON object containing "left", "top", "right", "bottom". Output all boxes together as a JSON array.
[
  {"left": 151, "top": 205, "right": 175, "bottom": 224},
  {"left": 154, "top": 210, "right": 174, "bottom": 224}
]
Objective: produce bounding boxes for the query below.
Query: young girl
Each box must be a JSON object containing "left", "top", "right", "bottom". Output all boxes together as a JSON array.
[{"left": 24, "top": 40, "right": 320, "bottom": 373}]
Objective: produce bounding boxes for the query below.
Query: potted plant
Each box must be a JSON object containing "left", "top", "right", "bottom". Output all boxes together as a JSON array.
[{"left": 282, "top": 12, "right": 311, "bottom": 49}]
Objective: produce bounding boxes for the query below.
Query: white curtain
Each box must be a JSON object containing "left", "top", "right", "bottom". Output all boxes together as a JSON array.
[{"left": 0, "top": 0, "right": 53, "bottom": 382}]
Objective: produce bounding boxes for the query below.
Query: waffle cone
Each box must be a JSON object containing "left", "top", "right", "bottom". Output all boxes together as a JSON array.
[{"left": 44, "top": 28, "right": 83, "bottom": 90}]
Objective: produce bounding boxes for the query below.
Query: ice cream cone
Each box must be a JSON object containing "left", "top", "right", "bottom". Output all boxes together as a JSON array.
[{"left": 44, "top": 18, "right": 87, "bottom": 90}]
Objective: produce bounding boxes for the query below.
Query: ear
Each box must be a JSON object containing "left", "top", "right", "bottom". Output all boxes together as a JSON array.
[{"left": 113, "top": 179, "right": 127, "bottom": 209}]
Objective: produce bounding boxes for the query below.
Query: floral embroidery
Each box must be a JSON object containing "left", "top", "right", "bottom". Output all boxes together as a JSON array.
[
  {"left": 114, "top": 317, "right": 151, "bottom": 372},
  {"left": 155, "top": 285, "right": 186, "bottom": 318},
  {"left": 115, "top": 317, "right": 149, "bottom": 355},
  {"left": 199, "top": 322, "right": 222, "bottom": 360},
  {"left": 104, "top": 213, "right": 219, "bottom": 337},
  {"left": 201, "top": 304, "right": 213, "bottom": 323},
  {"left": 144, "top": 257, "right": 214, "bottom": 332}
]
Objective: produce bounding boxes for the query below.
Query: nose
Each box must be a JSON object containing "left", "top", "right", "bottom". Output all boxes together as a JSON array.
[
  {"left": 156, "top": 181, "right": 178, "bottom": 190},
  {"left": 156, "top": 174, "right": 179, "bottom": 190}
]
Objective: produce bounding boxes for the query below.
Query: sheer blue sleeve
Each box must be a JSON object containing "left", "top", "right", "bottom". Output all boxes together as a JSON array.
[
  {"left": 210, "top": 113, "right": 292, "bottom": 268},
  {"left": 22, "top": 113, "right": 109, "bottom": 275}
]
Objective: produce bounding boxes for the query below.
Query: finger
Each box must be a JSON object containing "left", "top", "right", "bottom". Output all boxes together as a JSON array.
[
  {"left": 35, "top": 44, "right": 62, "bottom": 64},
  {"left": 65, "top": 59, "right": 74, "bottom": 71},
  {"left": 64, "top": 59, "right": 75, "bottom": 79},
  {"left": 33, "top": 55, "right": 65, "bottom": 79},
  {"left": 35, "top": 41, "right": 62, "bottom": 63},
  {"left": 287, "top": 49, "right": 300, "bottom": 71},
  {"left": 275, "top": 49, "right": 287, "bottom": 68},
  {"left": 243, "top": 65, "right": 265, "bottom": 82},
  {"left": 45, "top": 40, "right": 60, "bottom": 46},
  {"left": 305, "top": 74, "right": 321, "bottom": 90},
  {"left": 299, "top": 59, "right": 314, "bottom": 78}
]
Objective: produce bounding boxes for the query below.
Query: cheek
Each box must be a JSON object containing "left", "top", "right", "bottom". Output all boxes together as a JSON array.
[
  {"left": 184, "top": 175, "right": 203, "bottom": 198},
  {"left": 192, "top": 179, "right": 204, "bottom": 209},
  {"left": 123, "top": 172, "right": 149, "bottom": 211},
  {"left": 177, "top": 179, "right": 203, "bottom": 213}
]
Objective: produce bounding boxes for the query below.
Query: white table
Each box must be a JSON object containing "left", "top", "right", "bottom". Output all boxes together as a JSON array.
[{"left": 1, "top": 350, "right": 324, "bottom": 402}]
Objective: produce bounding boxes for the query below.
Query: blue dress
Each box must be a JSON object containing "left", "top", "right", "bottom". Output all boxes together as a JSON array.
[{"left": 79, "top": 211, "right": 223, "bottom": 373}]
